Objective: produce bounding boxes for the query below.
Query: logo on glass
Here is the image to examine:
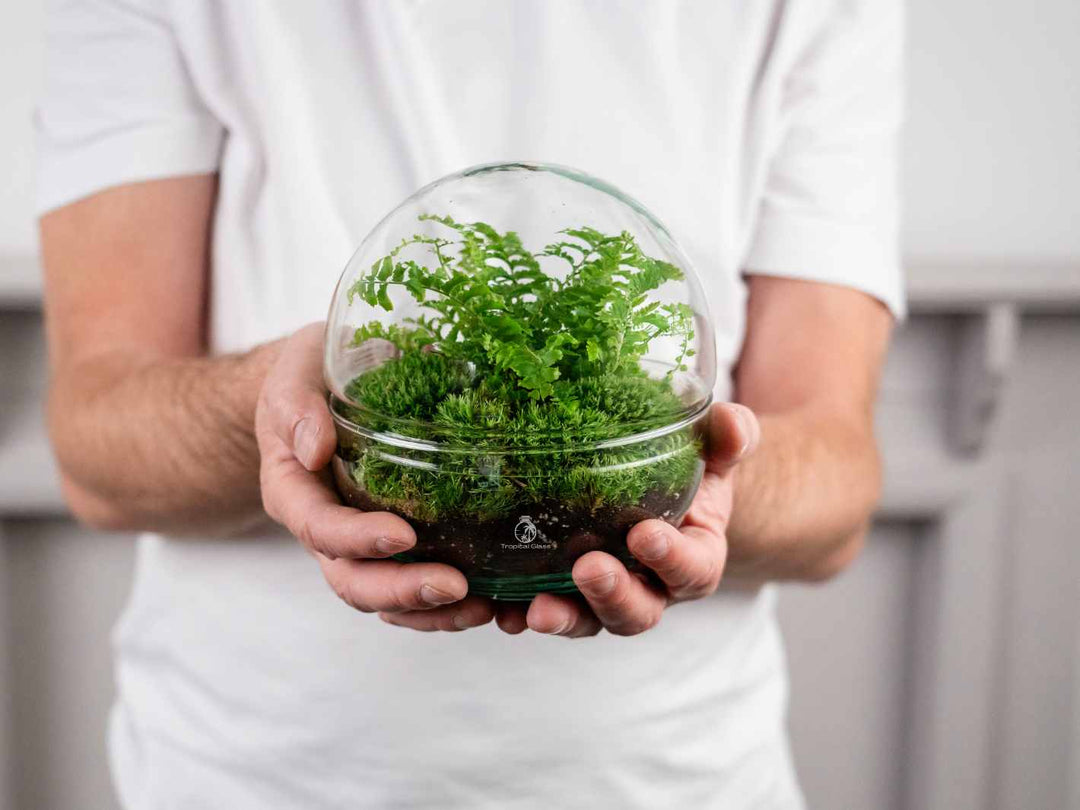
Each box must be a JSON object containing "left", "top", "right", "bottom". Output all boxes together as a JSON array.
[{"left": 514, "top": 516, "right": 539, "bottom": 544}]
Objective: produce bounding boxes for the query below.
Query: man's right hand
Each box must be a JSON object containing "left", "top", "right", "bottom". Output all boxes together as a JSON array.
[{"left": 255, "top": 322, "right": 496, "bottom": 630}]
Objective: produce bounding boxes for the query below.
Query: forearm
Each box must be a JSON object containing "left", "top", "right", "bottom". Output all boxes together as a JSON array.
[
  {"left": 725, "top": 408, "right": 881, "bottom": 582},
  {"left": 48, "top": 340, "right": 284, "bottom": 535}
]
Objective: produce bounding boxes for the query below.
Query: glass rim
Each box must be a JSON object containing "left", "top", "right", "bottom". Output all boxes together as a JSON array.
[{"left": 328, "top": 391, "right": 713, "bottom": 456}]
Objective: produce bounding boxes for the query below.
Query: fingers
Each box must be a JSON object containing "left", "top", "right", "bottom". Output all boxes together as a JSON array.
[
  {"left": 261, "top": 453, "right": 416, "bottom": 559},
  {"left": 526, "top": 593, "right": 603, "bottom": 638},
  {"left": 257, "top": 322, "right": 475, "bottom": 626},
  {"left": 704, "top": 402, "right": 761, "bottom": 476},
  {"left": 319, "top": 556, "right": 469, "bottom": 614},
  {"left": 627, "top": 519, "right": 726, "bottom": 603},
  {"left": 495, "top": 603, "right": 529, "bottom": 635},
  {"left": 562, "top": 552, "right": 668, "bottom": 636},
  {"left": 257, "top": 322, "right": 420, "bottom": 560},
  {"left": 260, "top": 321, "right": 337, "bottom": 471},
  {"left": 378, "top": 596, "right": 496, "bottom": 632}
]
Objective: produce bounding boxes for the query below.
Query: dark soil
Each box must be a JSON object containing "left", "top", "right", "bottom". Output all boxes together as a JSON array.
[{"left": 331, "top": 455, "right": 702, "bottom": 580}]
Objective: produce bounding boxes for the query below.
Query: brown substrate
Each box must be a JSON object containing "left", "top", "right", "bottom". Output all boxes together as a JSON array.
[{"left": 331, "top": 455, "right": 701, "bottom": 579}]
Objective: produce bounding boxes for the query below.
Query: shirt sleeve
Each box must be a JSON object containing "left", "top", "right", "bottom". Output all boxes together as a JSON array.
[
  {"left": 743, "top": 1, "right": 906, "bottom": 319},
  {"left": 35, "top": 0, "right": 223, "bottom": 214}
]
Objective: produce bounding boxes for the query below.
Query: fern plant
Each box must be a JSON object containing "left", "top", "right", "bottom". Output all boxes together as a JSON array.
[{"left": 336, "top": 215, "right": 703, "bottom": 523}]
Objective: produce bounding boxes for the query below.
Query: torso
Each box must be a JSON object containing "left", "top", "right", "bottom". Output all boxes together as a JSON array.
[{"left": 110, "top": 2, "right": 828, "bottom": 806}]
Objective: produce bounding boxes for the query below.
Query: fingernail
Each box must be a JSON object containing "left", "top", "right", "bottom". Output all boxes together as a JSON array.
[
  {"left": 579, "top": 571, "right": 617, "bottom": 597},
  {"left": 374, "top": 536, "right": 413, "bottom": 555},
  {"left": 420, "top": 584, "right": 459, "bottom": 606},
  {"left": 551, "top": 618, "right": 572, "bottom": 635},
  {"left": 636, "top": 531, "right": 670, "bottom": 561},
  {"left": 726, "top": 404, "right": 757, "bottom": 457},
  {"left": 451, "top": 613, "right": 470, "bottom": 630},
  {"left": 293, "top": 418, "right": 319, "bottom": 469}
]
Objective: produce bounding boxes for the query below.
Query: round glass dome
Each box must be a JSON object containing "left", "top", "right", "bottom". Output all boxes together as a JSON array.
[{"left": 324, "top": 162, "right": 716, "bottom": 600}]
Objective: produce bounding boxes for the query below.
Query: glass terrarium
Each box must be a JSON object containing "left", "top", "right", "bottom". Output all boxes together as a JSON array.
[{"left": 324, "top": 162, "right": 716, "bottom": 600}]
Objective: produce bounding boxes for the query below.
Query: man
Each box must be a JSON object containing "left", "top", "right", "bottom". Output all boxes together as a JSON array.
[{"left": 37, "top": 1, "right": 902, "bottom": 807}]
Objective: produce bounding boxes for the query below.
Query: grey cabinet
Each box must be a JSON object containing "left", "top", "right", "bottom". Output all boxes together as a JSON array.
[{"left": 781, "top": 272, "right": 1080, "bottom": 810}]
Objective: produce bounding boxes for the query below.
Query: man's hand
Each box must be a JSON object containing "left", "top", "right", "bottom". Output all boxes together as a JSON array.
[
  {"left": 386, "top": 403, "right": 760, "bottom": 638},
  {"left": 255, "top": 322, "right": 496, "bottom": 630}
]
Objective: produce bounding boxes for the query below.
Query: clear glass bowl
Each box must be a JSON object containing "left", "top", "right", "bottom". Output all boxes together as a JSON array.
[{"left": 324, "top": 162, "right": 716, "bottom": 600}]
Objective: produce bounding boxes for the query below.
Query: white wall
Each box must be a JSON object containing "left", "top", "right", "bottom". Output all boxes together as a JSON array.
[
  {"left": 902, "top": 0, "right": 1080, "bottom": 260},
  {"left": 0, "top": 2, "right": 43, "bottom": 253}
]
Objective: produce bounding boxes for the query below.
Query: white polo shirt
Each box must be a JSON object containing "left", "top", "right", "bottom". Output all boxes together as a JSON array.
[{"left": 37, "top": 2, "right": 903, "bottom": 808}]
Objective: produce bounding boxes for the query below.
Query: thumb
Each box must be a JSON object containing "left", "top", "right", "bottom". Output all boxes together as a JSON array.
[
  {"left": 262, "top": 321, "right": 337, "bottom": 471},
  {"left": 703, "top": 402, "right": 760, "bottom": 475}
]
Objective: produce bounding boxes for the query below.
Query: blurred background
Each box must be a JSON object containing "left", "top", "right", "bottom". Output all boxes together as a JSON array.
[{"left": 1, "top": 2, "right": 1078, "bottom": 809}]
